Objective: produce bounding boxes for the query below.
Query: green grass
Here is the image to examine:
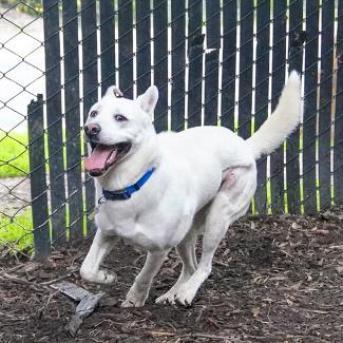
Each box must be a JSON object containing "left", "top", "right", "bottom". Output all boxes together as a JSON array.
[
  {"left": 0, "top": 132, "right": 29, "bottom": 178},
  {"left": 0, "top": 209, "right": 33, "bottom": 252},
  {"left": 0, "top": 132, "right": 32, "bottom": 251}
]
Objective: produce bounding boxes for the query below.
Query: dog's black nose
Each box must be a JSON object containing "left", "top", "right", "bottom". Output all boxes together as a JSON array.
[{"left": 84, "top": 123, "right": 101, "bottom": 138}]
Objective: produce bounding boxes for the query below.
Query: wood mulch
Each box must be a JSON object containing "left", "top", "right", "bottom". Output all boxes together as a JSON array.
[{"left": 0, "top": 207, "right": 343, "bottom": 342}]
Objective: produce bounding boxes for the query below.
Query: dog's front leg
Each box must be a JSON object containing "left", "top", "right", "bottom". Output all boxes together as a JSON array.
[
  {"left": 121, "top": 250, "right": 169, "bottom": 307},
  {"left": 80, "top": 229, "right": 117, "bottom": 284}
]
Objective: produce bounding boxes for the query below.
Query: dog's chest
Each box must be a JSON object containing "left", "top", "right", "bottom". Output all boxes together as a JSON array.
[{"left": 95, "top": 201, "right": 181, "bottom": 250}]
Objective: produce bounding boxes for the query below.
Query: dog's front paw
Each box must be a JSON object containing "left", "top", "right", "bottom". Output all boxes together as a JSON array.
[{"left": 80, "top": 268, "right": 117, "bottom": 285}]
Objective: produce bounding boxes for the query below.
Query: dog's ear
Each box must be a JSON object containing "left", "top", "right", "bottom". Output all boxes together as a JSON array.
[
  {"left": 136, "top": 85, "right": 159, "bottom": 114},
  {"left": 105, "top": 85, "right": 123, "bottom": 98}
]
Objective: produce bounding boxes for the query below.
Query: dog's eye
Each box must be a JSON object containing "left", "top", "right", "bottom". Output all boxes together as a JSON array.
[
  {"left": 114, "top": 114, "right": 128, "bottom": 122},
  {"left": 90, "top": 110, "right": 98, "bottom": 118}
]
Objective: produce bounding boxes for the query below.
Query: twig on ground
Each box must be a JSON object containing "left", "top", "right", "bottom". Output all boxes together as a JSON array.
[{"left": 40, "top": 268, "right": 78, "bottom": 286}]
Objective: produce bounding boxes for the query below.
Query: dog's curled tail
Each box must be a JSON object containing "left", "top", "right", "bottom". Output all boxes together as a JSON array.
[{"left": 247, "top": 71, "right": 301, "bottom": 160}]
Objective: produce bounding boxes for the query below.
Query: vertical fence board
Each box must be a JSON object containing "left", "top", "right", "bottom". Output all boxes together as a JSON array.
[
  {"left": 204, "top": 0, "right": 220, "bottom": 126},
  {"left": 28, "top": 95, "right": 50, "bottom": 258},
  {"left": 43, "top": 0, "right": 66, "bottom": 243},
  {"left": 221, "top": 0, "right": 237, "bottom": 131},
  {"left": 303, "top": 1, "right": 319, "bottom": 213},
  {"left": 204, "top": 50, "right": 219, "bottom": 125},
  {"left": 171, "top": 0, "right": 186, "bottom": 131},
  {"left": 187, "top": 0, "right": 203, "bottom": 128},
  {"left": 318, "top": 0, "right": 334, "bottom": 210},
  {"left": 270, "top": 1, "right": 287, "bottom": 214},
  {"left": 63, "top": 0, "right": 83, "bottom": 239},
  {"left": 254, "top": 1, "right": 270, "bottom": 213},
  {"left": 287, "top": 0, "right": 303, "bottom": 214},
  {"left": 118, "top": 0, "right": 133, "bottom": 98},
  {"left": 238, "top": 1, "right": 253, "bottom": 139},
  {"left": 335, "top": 0, "right": 343, "bottom": 204},
  {"left": 81, "top": 0, "right": 97, "bottom": 223},
  {"left": 153, "top": 0, "right": 168, "bottom": 132},
  {"left": 136, "top": 0, "right": 151, "bottom": 96},
  {"left": 100, "top": 0, "right": 116, "bottom": 94}
]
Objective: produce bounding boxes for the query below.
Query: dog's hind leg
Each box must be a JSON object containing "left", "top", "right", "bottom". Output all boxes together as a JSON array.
[
  {"left": 155, "top": 229, "right": 198, "bottom": 304},
  {"left": 122, "top": 249, "right": 169, "bottom": 307},
  {"left": 80, "top": 229, "right": 117, "bottom": 284},
  {"left": 174, "top": 165, "right": 257, "bottom": 305}
]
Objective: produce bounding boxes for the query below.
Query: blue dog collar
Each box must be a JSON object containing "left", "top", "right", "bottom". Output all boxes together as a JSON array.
[{"left": 101, "top": 167, "right": 155, "bottom": 201}]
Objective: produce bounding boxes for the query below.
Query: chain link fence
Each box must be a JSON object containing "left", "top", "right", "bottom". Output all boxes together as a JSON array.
[
  {"left": 0, "top": 0, "right": 44, "bottom": 255},
  {"left": 0, "top": 0, "right": 342, "bottom": 258}
]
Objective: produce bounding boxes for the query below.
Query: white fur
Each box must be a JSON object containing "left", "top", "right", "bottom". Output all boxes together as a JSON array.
[
  {"left": 80, "top": 72, "right": 302, "bottom": 307},
  {"left": 247, "top": 71, "right": 301, "bottom": 159}
]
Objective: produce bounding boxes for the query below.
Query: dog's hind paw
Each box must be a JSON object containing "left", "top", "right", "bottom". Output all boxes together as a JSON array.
[
  {"left": 173, "top": 285, "right": 197, "bottom": 306},
  {"left": 155, "top": 292, "right": 177, "bottom": 305},
  {"left": 121, "top": 294, "right": 146, "bottom": 307},
  {"left": 121, "top": 298, "right": 145, "bottom": 308},
  {"left": 121, "top": 287, "right": 147, "bottom": 307}
]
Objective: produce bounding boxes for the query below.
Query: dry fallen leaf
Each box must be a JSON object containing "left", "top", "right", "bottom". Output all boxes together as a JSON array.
[
  {"left": 291, "top": 222, "right": 301, "bottom": 230},
  {"left": 251, "top": 307, "right": 260, "bottom": 318}
]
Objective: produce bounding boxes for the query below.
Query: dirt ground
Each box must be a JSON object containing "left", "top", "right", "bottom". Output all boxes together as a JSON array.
[{"left": 0, "top": 208, "right": 343, "bottom": 343}]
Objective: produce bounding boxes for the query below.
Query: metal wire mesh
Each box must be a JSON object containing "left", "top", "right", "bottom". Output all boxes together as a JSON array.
[
  {"left": 0, "top": 0, "right": 342, "bottom": 258},
  {"left": 0, "top": 0, "right": 44, "bottom": 255}
]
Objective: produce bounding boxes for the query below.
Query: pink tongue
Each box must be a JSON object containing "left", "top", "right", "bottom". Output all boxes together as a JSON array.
[{"left": 85, "top": 146, "right": 116, "bottom": 171}]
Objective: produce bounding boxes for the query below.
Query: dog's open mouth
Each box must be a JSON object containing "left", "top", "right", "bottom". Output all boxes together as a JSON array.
[{"left": 85, "top": 142, "right": 131, "bottom": 176}]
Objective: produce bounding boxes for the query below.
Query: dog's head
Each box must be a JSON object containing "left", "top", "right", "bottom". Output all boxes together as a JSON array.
[{"left": 84, "top": 85, "right": 158, "bottom": 177}]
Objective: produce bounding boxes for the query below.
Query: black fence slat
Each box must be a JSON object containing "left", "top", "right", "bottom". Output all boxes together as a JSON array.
[
  {"left": 118, "top": 0, "right": 133, "bottom": 98},
  {"left": 28, "top": 95, "right": 50, "bottom": 259},
  {"left": 187, "top": 0, "right": 203, "bottom": 128},
  {"left": 318, "top": 0, "right": 334, "bottom": 210},
  {"left": 204, "top": 50, "right": 219, "bottom": 125},
  {"left": 153, "top": 0, "right": 168, "bottom": 132},
  {"left": 63, "top": 0, "right": 83, "bottom": 240},
  {"left": 100, "top": 0, "right": 116, "bottom": 94},
  {"left": 270, "top": 1, "right": 287, "bottom": 214},
  {"left": 303, "top": 1, "right": 319, "bottom": 213},
  {"left": 335, "top": 1, "right": 343, "bottom": 204},
  {"left": 238, "top": 1, "right": 253, "bottom": 139},
  {"left": 81, "top": 0, "right": 97, "bottom": 222},
  {"left": 221, "top": 0, "right": 237, "bottom": 131},
  {"left": 43, "top": 0, "right": 66, "bottom": 243},
  {"left": 254, "top": 1, "right": 270, "bottom": 214},
  {"left": 136, "top": 0, "right": 151, "bottom": 96},
  {"left": 204, "top": 0, "right": 220, "bottom": 126},
  {"left": 286, "top": 0, "right": 303, "bottom": 214},
  {"left": 171, "top": 0, "right": 186, "bottom": 131}
]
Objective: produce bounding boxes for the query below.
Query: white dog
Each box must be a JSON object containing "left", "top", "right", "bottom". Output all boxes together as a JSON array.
[{"left": 80, "top": 71, "right": 301, "bottom": 307}]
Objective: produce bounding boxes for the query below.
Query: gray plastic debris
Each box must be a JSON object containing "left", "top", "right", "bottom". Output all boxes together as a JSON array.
[
  {"left": 51, "top": 281, "right": 90, "bottom": 301},
  {"left": 51, "top": 281, "right": 104, "bottom": 337}
]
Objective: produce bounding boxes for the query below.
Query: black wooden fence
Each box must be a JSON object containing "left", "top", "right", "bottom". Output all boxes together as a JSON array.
[{"left": 1, "top": 0, "right": 342, "bottom": 258}]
